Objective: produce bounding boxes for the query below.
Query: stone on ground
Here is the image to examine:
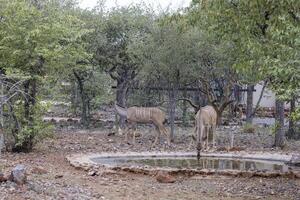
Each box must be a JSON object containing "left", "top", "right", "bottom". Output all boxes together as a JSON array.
[
  {"left": 155, "top": 172, "right": 176, "bottom": 183},
  {"left": 0, "top": 172, "right": 8, "bottom": 182},
  {"left": 11, "top": 164, "right": 27, "bottom": 185}
]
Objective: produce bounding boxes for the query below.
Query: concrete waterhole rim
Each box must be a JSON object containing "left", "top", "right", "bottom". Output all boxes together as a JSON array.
[{"left": 66, "top": 151, "right": 300, "bottom": 179}]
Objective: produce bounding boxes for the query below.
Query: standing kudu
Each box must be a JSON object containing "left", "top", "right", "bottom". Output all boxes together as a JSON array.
[
  {"left": 194, "top": 105, "right": 217, "bottom": 158},
  {"left": 115, "top": 103, "right": 170, "bottom": 146}
]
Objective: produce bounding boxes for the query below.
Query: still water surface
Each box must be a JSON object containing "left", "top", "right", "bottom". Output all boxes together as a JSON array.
[{"left": 91, "top": 156, "right": 289, "bottom": 172}]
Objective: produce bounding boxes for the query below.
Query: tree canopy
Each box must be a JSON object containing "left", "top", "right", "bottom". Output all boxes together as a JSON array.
[{"left": 0, "top": 0, "right": 299, "bottom": 151}]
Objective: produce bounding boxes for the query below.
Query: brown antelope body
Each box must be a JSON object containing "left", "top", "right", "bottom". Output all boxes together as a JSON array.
[
  {"left": 115, "top": 103, "right": 170, "bottom": 145},
  {"left": 194, "top": 105, "right": 217, "bottom": 157}
]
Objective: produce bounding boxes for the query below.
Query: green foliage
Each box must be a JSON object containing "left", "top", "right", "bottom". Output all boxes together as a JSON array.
[
  {"left": 0, "top": 0, "right": 89, "bottom": 151},
  {"left": 132, "top": 20, "right": 205, "bottom": 87},
  {"left": 291, "top": 107, "right": 300, "bottom": 122},
  {"left": 3, "top": 99, "right": 53, "bottom": 151},
  {"left": 93, "top": 6, "right": 154, "bottom": 81},
  {"left": 190, "top": 0, "right": 300, "bottom": 99},
  {"left": 15, "top": 102, "right": 53, "bottom": 149},
  {"left": 0, "top": 0, "right": 88, "bottom": 77}
]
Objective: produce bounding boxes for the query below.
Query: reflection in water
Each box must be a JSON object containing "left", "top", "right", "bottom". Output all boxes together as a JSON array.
[{"left": 92, "top": 156, "right": 288, "bottom": 172}]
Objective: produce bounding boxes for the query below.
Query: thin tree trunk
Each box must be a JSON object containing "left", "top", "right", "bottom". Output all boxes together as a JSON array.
[
  {"left": 274, "top": 99, "right": 285, "bottom": 148},
  {"left": 246, "top": 85, "right": 254, "bottom": 124},
  {"left": 182, "top": 89, "right": 188, "bottom": 126},
  {"left": 251, "top": 81, "right": 267, "bottom": 118},
  {"left": 212, "top": 100, "right": 233, "bottom": 126},
  {"left": 287, "top": 97, "right": 297, "bottom": 139},
  {"left": 81, "top": 96, "right": 88, "bottom": 128},
  {"left": 24, "top": 81, "right": 30, "bottom": 120},
  {"left": 216, "top": 108, "right": 223, "bottom": 126},
  {"left": 18, "top": 79, "right": 36, "bottom": 152},
  {"left": 168, "top": 88, "right": 177, "bottom": 142},
  {"left": 116, "top": 81, "right": 128, "bottom": 129},
  {"left": 26, "top": 79, "right": 37, "bottom": 151},
  {"left": 71, "top": 81, "right": 79, "bottom": 116},
  {"left": 73, "top": 71, "right": 89, "bottom": 128},
  {"left": 193, "top": 91, "right": 200, "bottom": 113}
]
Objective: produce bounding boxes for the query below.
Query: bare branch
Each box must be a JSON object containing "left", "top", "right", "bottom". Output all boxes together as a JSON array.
[
  {"left": 177, "top": 98, "right": 200, "bottom": 110},
  {"left": 251, "top": 80, "right": 268, "bottom": 117}
]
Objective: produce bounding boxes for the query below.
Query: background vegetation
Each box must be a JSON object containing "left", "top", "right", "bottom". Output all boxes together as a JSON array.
[{"left": 0, "top": 0, "right": 299, "bottom": 152}]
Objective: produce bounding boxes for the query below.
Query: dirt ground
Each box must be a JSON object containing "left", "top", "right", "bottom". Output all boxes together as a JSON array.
[{"left": 1, "top": 125, "right": 300, "bottom": 200}]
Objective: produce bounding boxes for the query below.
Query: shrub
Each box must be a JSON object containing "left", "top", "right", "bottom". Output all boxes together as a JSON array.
[{"left": 4, "top": 101, "right": 53, "bottom": 152}]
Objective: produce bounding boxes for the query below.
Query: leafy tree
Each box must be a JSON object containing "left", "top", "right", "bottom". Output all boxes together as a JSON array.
[
  {"left": 0, "top": 0, "right": 87, "bottom": 151},
  {"left": 190, "top": 0, "right": 300, "bottom": 146},
  {"left": 92, "top": 6, "right": 155, "bottom": 126}
]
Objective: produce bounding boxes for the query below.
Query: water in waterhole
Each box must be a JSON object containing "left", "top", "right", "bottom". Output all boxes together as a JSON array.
[{"left": 91, "top": 156, "right": 290, "bottom": 172}]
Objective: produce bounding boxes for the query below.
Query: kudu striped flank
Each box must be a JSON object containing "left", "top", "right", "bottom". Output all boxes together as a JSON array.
[
  {"left": 194, "top": 105, "right": 217, "bottom": 158},
  {"left": 115, "top": 103, "right": 170, "bottom": 146}
]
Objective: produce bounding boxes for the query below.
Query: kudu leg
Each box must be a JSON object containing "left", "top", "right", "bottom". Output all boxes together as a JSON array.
[
  {"left": 132, "top": 125, "right": 137, "bottom": 145},
  {"left": 212, "top": 125, "right": 216, "bottom": 149},
  {"left": 197, "top": 125, "right": 203, "bottom": 159},
  {"left": 189, "top": 126, "right": 197, "bottom": 149},
  {"left": 205, "top": 126, "right": 209, "bottom": 151},
  {"left": 125, "top": 127, "right": 129, "bottom": 144},
  {"left": 125, "top": 123, "right": 133, "bottom": 145},
  {"left": 151, "top": 125, "right": 160, "bottom": 147},
  {"left": 160, "top": 125, "right": 171, "bottom": 146}
]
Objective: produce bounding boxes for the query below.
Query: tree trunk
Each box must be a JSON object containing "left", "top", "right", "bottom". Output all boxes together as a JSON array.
[
  {"left": 182, "top": 89, "right": 188, "bottom": 126},
  {"left": 24, "top": 80, "right": 30, "bottom": 120},
  {"left": 216, "top": 108, "right": 224, "bottom": 126},
  {"left": 25, "top": 79, "right": 37, "bottom": 151},
  {"left": 116, "top": 81, "right": 128, "bottom": 128},
  {"left": 71, "top": 81, "right": 79, "bottom": 116},
  {"left": 246, "top": 85, "right": 254, "bottom": 124},
  {"left": 274, "top": 99, "right": 285, "bottom": 148},
  {"left": 79, "top": 82, "right": 88, "bottom": 127},
  {"left": 193, "top": 91, "right": 200, "bottom": 113},
  {"left": 287, "top": 97, "right": 297, "bottom": 139},
  {"left": 73, "top": 71, "right": 89, "bottom": 128},
  {"left": 81, "top": 95, "right": 88, "bottom": 128},
  {"left": 168, "top": 88, "right": 177, "bottom": 142},
  {"left": 16, "top": 79, "right": 36, "bottom": 152}
]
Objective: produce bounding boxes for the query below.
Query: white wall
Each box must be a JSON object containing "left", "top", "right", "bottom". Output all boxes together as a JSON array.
[
  {"left": 253, "top": 83, "right": 276, "bottom": 108},
  {"left": 241, "top": 83, "right": 291, "bottom": 108}
]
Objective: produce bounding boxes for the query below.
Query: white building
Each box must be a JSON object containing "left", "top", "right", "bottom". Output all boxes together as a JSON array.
[{"left": 241, "top": 83, "right": 292, "bottom": 108}]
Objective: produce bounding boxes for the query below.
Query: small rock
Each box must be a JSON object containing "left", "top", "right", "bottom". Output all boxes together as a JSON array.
[
  {"left": 0, "top": 172, "right": 8, "bottom": 182},
  {"left": 88, "top": 170, "right": 98, "bottom": 176},
  {"left": 9, "top": 186, "right": 16, "bottom": 193},
  {"left": 11, "top": 164, "right": 27, "bottom": 185},
  {"left": 155, "top": 172, "right": 176, "bottom": 183},
  {"left": 108, "top": 139, "right": 114, "bottom": 143},
  {"left": 31, "top": 166, "right": 48, "bottom": 175},
  {"left": 55, "top": 174, "right": 64, "bottom": 179},
  {"left": 107, "top": 132, "right": 115, "bottom": 136}
]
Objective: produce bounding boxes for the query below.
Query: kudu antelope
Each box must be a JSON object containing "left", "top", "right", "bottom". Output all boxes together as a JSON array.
[
  {"left": 115, "top": 103, "right": 170, "bottom": 146},
  {"left": 194, "top": 105, "right": 217, "bottom": 158}
]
